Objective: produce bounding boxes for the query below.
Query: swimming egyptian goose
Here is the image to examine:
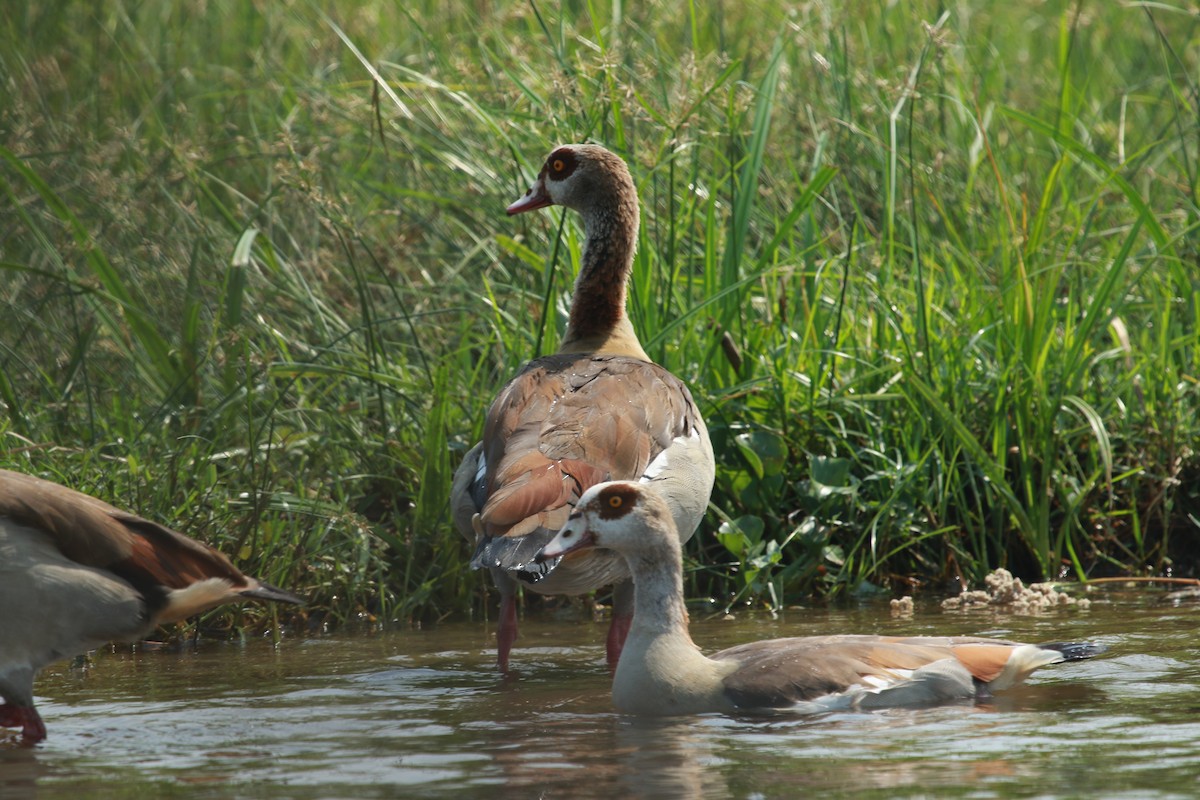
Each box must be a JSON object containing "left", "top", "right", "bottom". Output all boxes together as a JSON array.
[
  {"left": 537, "top": 481, "right": 1107, "bottom": 716},
  {"left": 0, "top": 469, "right": 304, "bottom": 743},
  {"left": 451, "top": 144, "right": 715, "bottom": 672}
]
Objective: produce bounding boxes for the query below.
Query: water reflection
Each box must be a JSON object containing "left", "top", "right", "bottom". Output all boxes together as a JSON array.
[
  {"left": 614, "top": 718, "right": 730, "bottom": 798},
  {"left": 2, "top": 593, "right": 1199, "bottom": 798}
]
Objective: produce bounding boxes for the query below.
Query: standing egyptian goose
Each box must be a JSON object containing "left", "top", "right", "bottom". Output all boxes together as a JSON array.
[
  {"left": 0, "top": 469, "right": 304, "bottom": 743},
  {"left": 537, "top": 481, "right": 1107, "bottom": 716},
  {"left": 451, "top": 144, "right": 715, "bottom": 672}
]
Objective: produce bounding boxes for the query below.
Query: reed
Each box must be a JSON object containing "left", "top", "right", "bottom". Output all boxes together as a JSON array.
[{"left": 1, "top": 0, "right": 1196, "bottom": 625}]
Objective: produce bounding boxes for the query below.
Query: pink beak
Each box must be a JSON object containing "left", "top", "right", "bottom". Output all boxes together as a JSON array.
[
  {"left": 536, "top": 526, "right": 595, "bottom": 561},
  {"left": 506, "top": 177, "right": 553, "bottom": 216}
]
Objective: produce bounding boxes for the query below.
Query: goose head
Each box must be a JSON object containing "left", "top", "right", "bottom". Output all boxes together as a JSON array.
[
  {"left": 536, "top": 481, "right": 673, "bottom": 563},
  {"left": 507, "top": 144, "right": 636, "bottom": 219},
  {"left": 504, "top": 142, "right": 646, "bottom": 358}
]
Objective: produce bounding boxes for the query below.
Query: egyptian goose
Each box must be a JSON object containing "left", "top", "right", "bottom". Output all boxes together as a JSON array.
[
  {"left": 0, "top": 469, "right": 304, "bottom": 743},
  {"left": 451, "top": 144, "right": 715, "bottom": 672},
  {"left": 537, "top": 481, "right": 1107, "bottom": 716}
]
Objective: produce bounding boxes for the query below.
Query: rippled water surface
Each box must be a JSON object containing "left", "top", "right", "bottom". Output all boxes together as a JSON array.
[{"left": 3, "top": 591, "right": 1199, "bottom": 799}]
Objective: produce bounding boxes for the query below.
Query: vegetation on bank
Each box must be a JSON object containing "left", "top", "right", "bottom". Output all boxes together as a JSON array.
[{"left": 1, "top": 1, "right": 1197, "bottom": 628}]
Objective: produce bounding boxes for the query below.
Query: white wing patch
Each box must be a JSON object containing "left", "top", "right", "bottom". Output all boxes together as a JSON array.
[
  {"left": 785, "top": 660, "right": 975, "bottom": 713},
  {"left": 641, "top": 431, "right": 701, "bottom": 482},
  {"left": 859, "top": 669, "right": 915, "bottom": 691},
  {"left": 636, "top": 429, "right": 714, "bottom": 544}
]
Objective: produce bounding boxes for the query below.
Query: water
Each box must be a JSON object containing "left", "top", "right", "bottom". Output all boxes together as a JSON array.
[{"left": 3, "top": 591, "right": 1199, "bottom": 799}]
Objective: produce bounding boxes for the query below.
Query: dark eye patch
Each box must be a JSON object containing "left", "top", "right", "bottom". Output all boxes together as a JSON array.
[
  {"left": 596, "top": 484, "right": 638, "bottom": 520},
  {"left": 544, "top": 147, "right": 579, "bottom": 180}
]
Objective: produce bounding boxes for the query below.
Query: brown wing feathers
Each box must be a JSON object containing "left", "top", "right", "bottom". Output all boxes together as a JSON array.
[
  {"left": 470, "top": 354, "right": 699, "bottom": 575},
  {"left": 1, "top": 470, "right": 303, "bottom": 617},
  {"left": 113, "top": 513, "right": 245, "bottom": 588},
  {"left": 717, "top": 636, "right": 1030, "bottom": 709},
  {"left": 110, "top": 512, "right": 306, "bottom": 617},
  {"left": 0, "top": 469, "right": 132, "bottom": 565},
  {"left": 108, "top": 513, "right": 303, "bottom": 612},
  {"left": 481, "top": 456, "right": 608, "bottom": 534}
]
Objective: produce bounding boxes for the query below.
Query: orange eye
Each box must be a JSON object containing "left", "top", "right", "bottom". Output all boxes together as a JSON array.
[
  {"left": 608, "top": 495, "right": 623, "bottom": 508},
  {"left": 552, "top": 158, "right": 565, "bottom": 172}
]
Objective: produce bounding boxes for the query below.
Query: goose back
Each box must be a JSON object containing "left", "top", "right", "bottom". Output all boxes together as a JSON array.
[{"left": 471, "top": 352, "right": 709, "bottom": 594}]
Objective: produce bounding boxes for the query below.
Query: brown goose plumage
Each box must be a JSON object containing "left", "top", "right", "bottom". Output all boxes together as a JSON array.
[
  {"left": 452, "top": 144, "right": 715, "bottom": 672},
  {"left": 0, "top": 469, "right": 303, "bottom": 743},
  {"left": 538, "top": 481, "right": 1107, "bottom": 716}
]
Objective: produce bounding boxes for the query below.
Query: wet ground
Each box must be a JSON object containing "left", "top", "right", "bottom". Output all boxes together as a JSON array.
[{"left": 2, "top": 589, "right": 1198, "bottom": 799}]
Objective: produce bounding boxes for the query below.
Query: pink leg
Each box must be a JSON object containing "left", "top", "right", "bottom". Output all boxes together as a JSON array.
[
  {"left": 488, "top": 567, "right": 521, "bottom": 673},
  {"left": 496, "top": 591, "right": 519, "bottom": 673},
  {"left": 0, "top": 703, "right": 47, "bottom": 743},
  {"left": 606, "top": 613, "right": 632, "bottom": 673},
  {"left": 606, "top": 580, "right": 636, "bottom": 673}
]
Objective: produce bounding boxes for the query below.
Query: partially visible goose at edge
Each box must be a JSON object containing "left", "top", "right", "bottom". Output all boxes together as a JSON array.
[
  {"left": 0, "top": 469, "right": 304, "bottom": 743},
  {"left": 451, "top": 144, "right": 715, "bottom": 672},
  {"left": 537, "top": 481, "right": 1108, "bottom": 716}
]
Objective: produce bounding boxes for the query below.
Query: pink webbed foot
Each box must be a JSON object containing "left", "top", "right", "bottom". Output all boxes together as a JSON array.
[{"left": 0, "top": 703, "right": 47, "bottom": 744}]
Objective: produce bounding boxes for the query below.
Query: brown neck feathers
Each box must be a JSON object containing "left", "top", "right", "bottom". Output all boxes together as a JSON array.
[{"left": 564, "top": 184, "right": 640, "bottom": 347}]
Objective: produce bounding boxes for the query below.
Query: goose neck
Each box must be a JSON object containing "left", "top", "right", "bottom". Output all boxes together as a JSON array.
[
  {"left": 626, "top": 547, "right": 692, "bottom": 638},
  {"left": 613, "top": 539, "right": 730, "bottom": 714},
  {"left": 561, "top": 197, "right": 642, "bottom": 354}
]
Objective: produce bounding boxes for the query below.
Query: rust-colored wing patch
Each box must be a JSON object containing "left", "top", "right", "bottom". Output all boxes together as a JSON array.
[
  {"left": 112, "top": 512, "right": 245, "bottom": 591},
  {"left": 481, "top": 455, "right": 607, "bottom": 534},
  {"left": 948, "top": 644, "right": 1015, "bottom": 684}
]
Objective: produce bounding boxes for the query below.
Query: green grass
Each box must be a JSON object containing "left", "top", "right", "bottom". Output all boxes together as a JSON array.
[{"left": 1, "top": 0, "right": 1198, "bottom": 626}]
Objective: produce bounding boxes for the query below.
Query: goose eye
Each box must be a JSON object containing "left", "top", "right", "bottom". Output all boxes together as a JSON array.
[{"left": 552, "top": 158, "right": 565, "bottom": 173}]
